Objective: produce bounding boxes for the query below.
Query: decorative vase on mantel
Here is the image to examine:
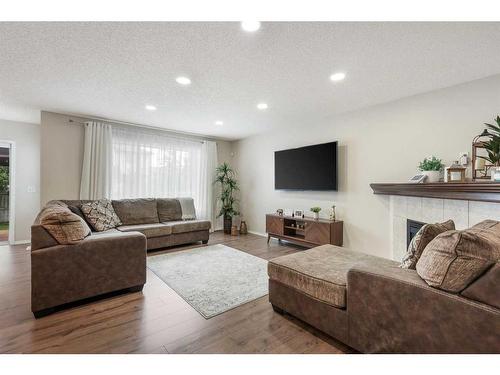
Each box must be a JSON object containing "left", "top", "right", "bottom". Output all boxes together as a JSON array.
[
  {"left": 313, "top": 212, "right": 319, "bottom": 220},
  {"left": 422, "top": 170, "right": 440, "bottom": 183}
]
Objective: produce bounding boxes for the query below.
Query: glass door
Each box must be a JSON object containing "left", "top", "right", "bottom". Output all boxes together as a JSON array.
[{"left": 0, "top": 143, "right": 10, "bottom": 244}]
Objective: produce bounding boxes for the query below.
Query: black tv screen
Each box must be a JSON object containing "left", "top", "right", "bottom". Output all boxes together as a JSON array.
[{"left": 274, "top": 142, "right": 338, "bottom": 190}]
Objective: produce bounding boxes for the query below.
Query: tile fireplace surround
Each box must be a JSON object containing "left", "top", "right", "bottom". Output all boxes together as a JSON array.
[{"left": 390, "top": 196, "right": 499, "bottom": 261}]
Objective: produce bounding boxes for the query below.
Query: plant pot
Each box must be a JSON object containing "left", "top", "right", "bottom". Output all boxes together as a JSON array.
[
  {"left": 223, "top": 215, "right": 232, "bottom": 234},
  {"left": 313, "top": 212, "right": 319, "bottom": 220},
  {"left": 422, "top": 170, "right": 440, "bottom": 183}
]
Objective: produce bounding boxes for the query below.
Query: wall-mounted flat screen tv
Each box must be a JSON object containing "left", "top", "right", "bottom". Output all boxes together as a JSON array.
[{"left": 274, "top": 141, "right": 338, "bottom": 190}]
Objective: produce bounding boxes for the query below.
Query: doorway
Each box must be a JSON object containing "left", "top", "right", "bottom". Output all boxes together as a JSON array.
[{"left": 0, "top": 143, "right": 12, "bottom": 244}]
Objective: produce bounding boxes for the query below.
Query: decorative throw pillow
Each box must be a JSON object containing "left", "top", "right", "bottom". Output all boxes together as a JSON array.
[
  {"left": 40, "top": 205, "right": 91, "bottom": 245},
  {"left": 400, "top": 219, "right": 455, "bottom": 269},
  {"left": 80, "top": 199, "right": 122, "bottom": 232},
  {"left": 416, "top": 220, "right": 500, "bottom": 293},
  {"left": 177, "top": 197, "right": 197, "bottom": 220}
]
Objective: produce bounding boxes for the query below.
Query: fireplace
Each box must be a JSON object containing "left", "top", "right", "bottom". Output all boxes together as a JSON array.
[{"left": 406, "top": 219, "right": 426, "bottom": 247}]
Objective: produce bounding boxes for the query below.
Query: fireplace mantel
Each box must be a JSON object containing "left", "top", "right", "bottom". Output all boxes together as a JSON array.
[{"left": 370, "top": 182, "right": 500, "bottom": 203}]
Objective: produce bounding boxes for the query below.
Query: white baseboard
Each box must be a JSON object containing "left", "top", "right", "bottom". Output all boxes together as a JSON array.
[
  {"left": 248, "top": 230, "right": 267, "bottom": 238},
  {"left": 14, "top": 240, "right": 30, "bottom": 245}
]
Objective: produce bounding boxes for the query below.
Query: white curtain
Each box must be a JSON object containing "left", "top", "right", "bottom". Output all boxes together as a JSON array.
[
  {"left": 80, "top": 121, "right": 112, "bottom": 199},
  {"left": 111, "top": 127, "right": 218, "bottom": 223}
]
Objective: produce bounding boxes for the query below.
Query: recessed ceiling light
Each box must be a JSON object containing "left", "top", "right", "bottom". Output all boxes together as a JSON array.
[
  {"left": 175, "top": 76, "right": 191, "bottom": 85},
  {"left": 145, "top": 105, "right": 157, "bottom": 111},
  {"left": 241, "top": 21, "right": 261, "bottom": 32},
  {"left": 330, "top": 72, "right": 346, "bottom": 82},
  {"left": 215, "top": 121, "right": 223, "bottom": 126},
  {"left": 257, "top": 103, "right": 268, "bottom": 110}
]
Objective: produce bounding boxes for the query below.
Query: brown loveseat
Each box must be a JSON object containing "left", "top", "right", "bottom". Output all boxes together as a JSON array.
[
  {"left": 31, "top": 198, "right": 211, "bottom": 317},
  {"left": 268, "top": 245, "right": 500, "bottom": 353}
]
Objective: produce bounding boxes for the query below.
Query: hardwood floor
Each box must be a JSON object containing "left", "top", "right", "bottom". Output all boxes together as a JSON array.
[{"left": 0, "top": 232, "right": 352, "bottom": 354}]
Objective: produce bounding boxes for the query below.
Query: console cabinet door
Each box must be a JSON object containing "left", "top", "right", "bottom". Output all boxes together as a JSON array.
[
  {"left": 305, "top": 222, "right": 330, "bottom": 245},
  {"left": 266, "top": 215, "right": 283, "bottom": 235}
]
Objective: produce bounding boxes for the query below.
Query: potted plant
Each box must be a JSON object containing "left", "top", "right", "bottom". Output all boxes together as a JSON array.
[
  {"left": 477, "top": 116, "right": 500, "bottom": 180},
  {"left": 215, "top": 162, "right": 240, "bottom": 234},
  {"left": 418, "top": 156, "right": 443, "bottom": 183},
  {"left": 310, "top": 206, "right": 321, "bottom": 220}
]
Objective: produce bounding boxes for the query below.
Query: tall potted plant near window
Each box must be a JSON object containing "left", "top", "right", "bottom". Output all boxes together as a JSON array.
[{"left": 215, "top": 162, "right": 239, "bottom": 234}]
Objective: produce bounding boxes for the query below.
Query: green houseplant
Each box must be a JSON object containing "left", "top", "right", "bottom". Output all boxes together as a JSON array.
[
  {"left": 310, "top": 206, "right": 321, "bottom": 220},
  {"left": 418, "top": 156, "right": 443, "bottom": 183},
  {"left": 477, "top": 116, "right": 500, "bottom": 180},
  {"left": 215, "top": 162, "right": 240, "bottom": 234}
]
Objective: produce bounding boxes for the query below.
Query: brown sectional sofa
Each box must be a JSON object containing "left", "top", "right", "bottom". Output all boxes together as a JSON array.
[
  {"left": 31, "top": 198, "right": 211, "bottom": 317},
  {"left": 268, "top": 245, "right": 500, "bottom": 353}
]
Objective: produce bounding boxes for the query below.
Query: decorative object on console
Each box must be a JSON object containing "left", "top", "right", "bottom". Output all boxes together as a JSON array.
[
  {"left": 473, "top": 116, "right": 500, "bottom": 181},
  {"left": 329, "top": 205, "right": 336, "bottom": 221},
  {"left": 283, "top": 209, "right": 293, "bottom": 217},
  {"left": 446, "top": 161, "right": 467, "bottom": 183},
  {"left": 215, "top": 162, "right": 240, "bottom": 234},
  {"left": 294, "top": 209, "right": 304, "bottom": 218},
  {"left": 310, "top": 206, "right": 321, "bottom": 220},
  {"left": 276, "top": 208, "right": 283, "bottom": 216},
  {"left": 418, "top": 156, "right": 443, "bottom": 183},
  {"left": 408, "top": 173, "right": 427, "bottom": 183}
]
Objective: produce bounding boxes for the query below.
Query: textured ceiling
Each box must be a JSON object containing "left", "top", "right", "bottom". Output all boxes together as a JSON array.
[{"left": 1, "top": 22, "right": 500, "bottom": 139}]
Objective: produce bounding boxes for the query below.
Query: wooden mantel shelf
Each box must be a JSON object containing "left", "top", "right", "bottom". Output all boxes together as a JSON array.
[{"left": 370, "top": 182, "right": 500, "bottom": 203}]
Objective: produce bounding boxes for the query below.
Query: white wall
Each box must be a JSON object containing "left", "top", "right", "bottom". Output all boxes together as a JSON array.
[
  {"left": 232, "top": 75, "right": 500, "bottom": 259},
  {"left": 0, "top": 119, "right": 40, "bottom": 242}
]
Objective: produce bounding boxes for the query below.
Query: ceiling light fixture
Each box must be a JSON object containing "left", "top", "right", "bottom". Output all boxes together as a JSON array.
[
  {"left": 175, "top": 76, "right": 191, "bottom": 85},
  {"left": 215, "top": 121, "right": 223, "bottom": 126},
  {"left": 145, "top": 105, "right": 157, "bottom": 111},
  {"left": 330, "top": 72, "right": 346, "bottom": 82},
  {"left": 241, "top": 21, "right": 261, "bottom": 32},
  {"left": 257, "top": 103, "right": 268, "bottom": 110}
]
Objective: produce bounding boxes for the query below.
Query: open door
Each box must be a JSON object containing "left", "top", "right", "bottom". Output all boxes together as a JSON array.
[{"left": 0, "top": 143, "right": 11, "bottom": 244}]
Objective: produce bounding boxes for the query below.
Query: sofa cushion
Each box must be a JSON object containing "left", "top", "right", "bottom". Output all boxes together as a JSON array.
[
  {"left": 112, "top": 198, "right": 159, "bottom": 225},
  {"left": 460, "top": 264, "right": 500, "bottom": 309},
  {"left": 163, "top": 220, "right": 211, "bottom": 234},
  {"left": 117, "top": 223, "right": 172, "bottom": 238},
  {"left": 400, "top": 219, "right": 455, "bottom": 269},
  {"left": 177, "top": 197, "right": 196, "bottom": 220},
  {"left": 157, "top": 198, "right": 182, "bottom": 221},
  {"left": 81, "top": 199, "right": 122, "bottom": 232},
  {"left": 39, "top": 205, "right": 91, "bottom": 245},
  {"left": 416, "top": 220, "right": 500, "bottom": 293},
  {"left": 268, "top": 245, "right": 397, "bottom": 308}
]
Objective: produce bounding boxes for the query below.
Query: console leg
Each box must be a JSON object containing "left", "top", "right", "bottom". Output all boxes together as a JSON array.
[
  {"left": 202, "top": 240, "right": 208, "bottom": 244},
  {"left": 267, "top": 234, "right": 271, "bottom": 244}
]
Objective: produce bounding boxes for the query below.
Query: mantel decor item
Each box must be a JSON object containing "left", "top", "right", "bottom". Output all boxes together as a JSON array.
[
  {"left": 472, "top": 116, "right": 500, "bottom": 181},
  {"left": 215, "top": 162, "right": 240, "bottom": 234},
  {"left": 310, "top": 207, "right": 321, "bottom": 220},
  {"left": 330, "top": 205, "right": 336, "bottom": 221},
  {"left": 446, "top": 161, "right": 467, "bottom": 183},
  {"left": 418, "top": 156, "right": 443, "bottom": 183},
  {"left": 294, "top": 209, "right": 304, "bottom": 218},
  {"left": 276, "top": 209, "right": 283, "bottom": 216}
]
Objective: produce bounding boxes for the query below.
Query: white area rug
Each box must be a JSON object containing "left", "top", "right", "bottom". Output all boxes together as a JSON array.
[{"left": 147, "top": 244, "right": 269, "bottom": 318}]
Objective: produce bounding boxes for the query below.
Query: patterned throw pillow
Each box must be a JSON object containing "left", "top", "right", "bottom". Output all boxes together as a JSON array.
[
  {"left": 400, "top": 219, "right": 455, "bottom": 269},
  {"left": 80, "top": 199, "right": 122, "bottom": 232}
]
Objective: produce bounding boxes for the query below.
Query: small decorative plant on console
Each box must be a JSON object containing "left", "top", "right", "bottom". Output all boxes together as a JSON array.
[
  {"left": 215, "top": 162, "right": 240, "bottom": 234},
  {"left": 418, "top": 156, "right": 443, "bottom": 183},
  {"left": 310, "top": 206, "right": 322, "bottom": 220}
]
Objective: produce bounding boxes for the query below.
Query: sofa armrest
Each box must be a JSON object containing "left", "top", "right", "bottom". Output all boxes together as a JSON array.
[
  {"left": 347, "top": 263, "right": 500, "bottom": 353},
  {"left": 31, "top": 231, "right": 147, "bottom": 312}
]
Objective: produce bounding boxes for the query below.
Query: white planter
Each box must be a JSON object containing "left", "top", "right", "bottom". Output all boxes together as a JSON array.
[
  {"left": 422, "top": 170, "right": 440, "bottom": 183},
  {"left": 313, "top": 212, "right": 319, "bottom": 220}
]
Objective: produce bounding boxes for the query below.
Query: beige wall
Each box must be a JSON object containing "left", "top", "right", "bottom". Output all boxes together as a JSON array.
[
  {"left": 232, "top": 75, "right": 500, "bottom": 259},
  {"left": 0, "top": 119, "right": 40, "bottom": 242},
  {"left": 40, "top": 111, "right": 234, "bottom": 205}
]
